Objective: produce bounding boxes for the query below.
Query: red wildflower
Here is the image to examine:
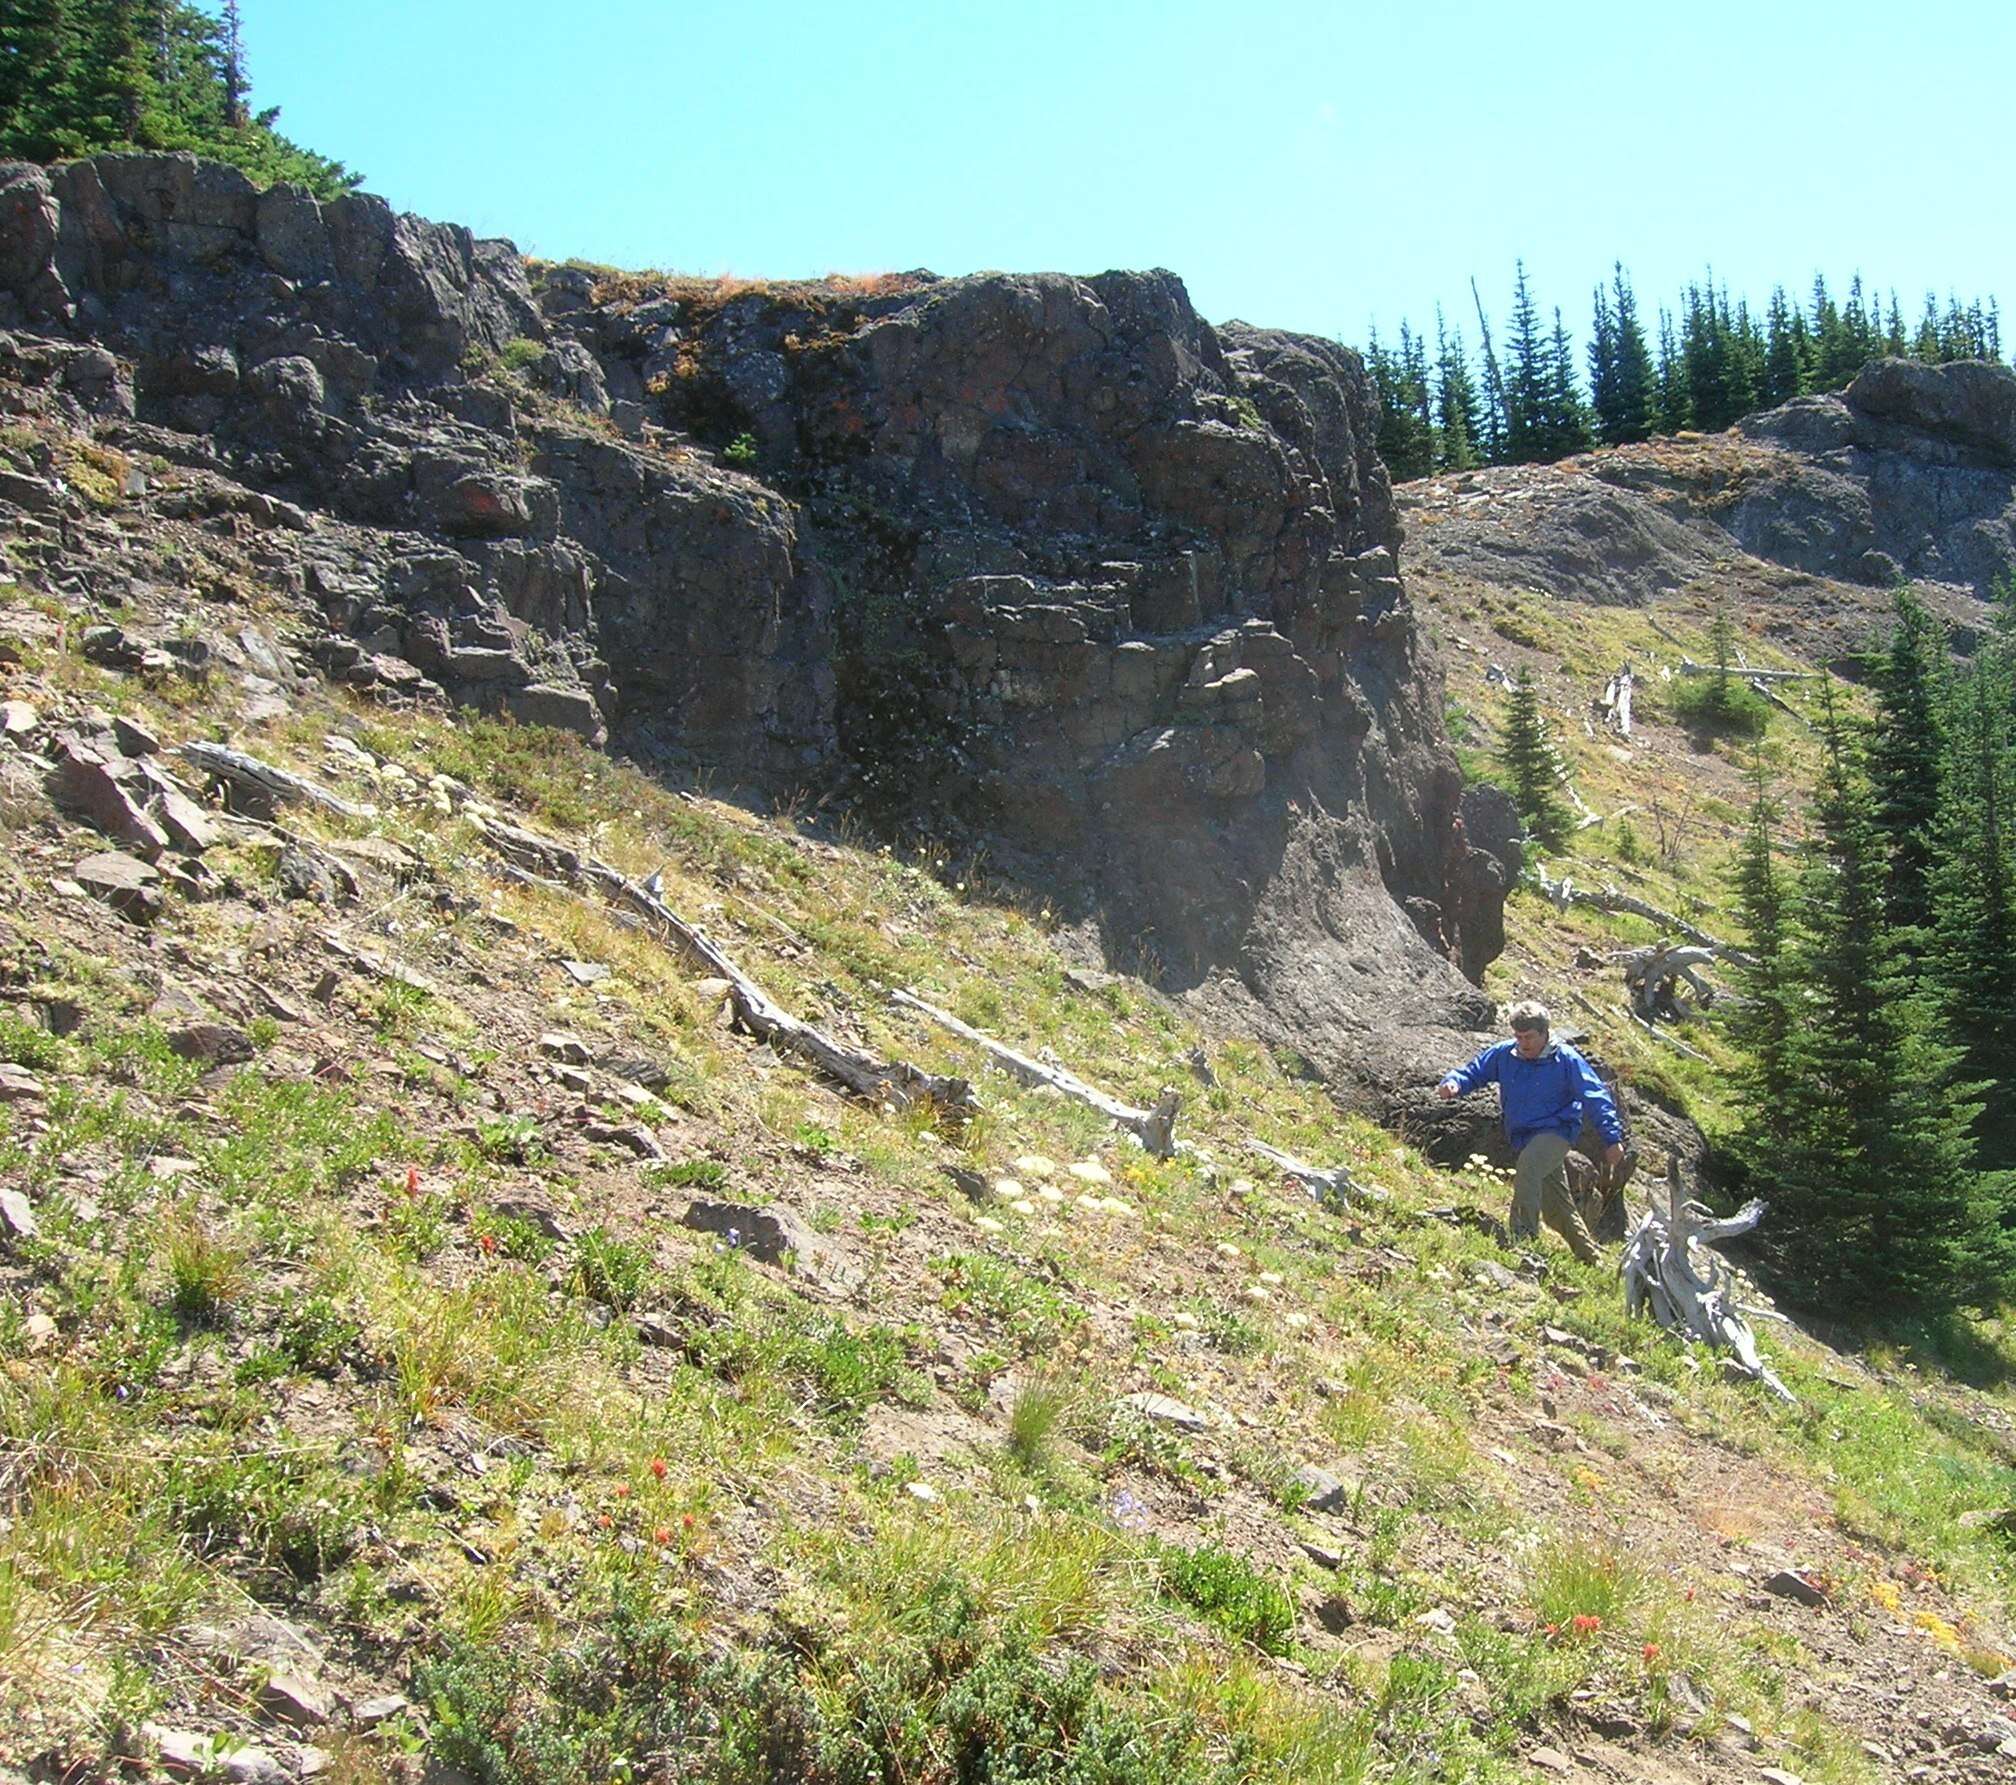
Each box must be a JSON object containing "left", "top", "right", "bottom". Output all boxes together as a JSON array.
[
  {"left": 405, "top": 1164, "right": 421, "bottom": 1195},
  {"left": 595, "top": 1513, "right": 612, "bottom": 1529},
  {"left": 1642, "top": 1642, "right": 1661, "bottom": 1662},
  {"left": 681, "top": 1512, "right": 697, "bottom": 1530},
  {"left": 477, "top": 1233, "right": 497, "bottom": 1254},
  {"left": 650, "top": 1457, "right": 668, "bottom": 1480},
  {"left": 653, "top": 1526, "right": 673, "bottom": 1546},
  {"left": 614, "top": 1483, "right": 632, "bottom": 1499},
  {"left": 1571, "top": 1614, "right": 1603, "bottom": 1636}
]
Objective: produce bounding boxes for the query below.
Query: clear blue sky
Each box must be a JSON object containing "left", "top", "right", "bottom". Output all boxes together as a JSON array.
[{"left": 240, "top": 0, "right": 2011, "bottom": 349}]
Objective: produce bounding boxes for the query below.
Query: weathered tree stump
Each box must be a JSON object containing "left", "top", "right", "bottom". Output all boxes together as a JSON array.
[{"left": 1620, "top": 1159, "right": 1791, "bottom": 1401}]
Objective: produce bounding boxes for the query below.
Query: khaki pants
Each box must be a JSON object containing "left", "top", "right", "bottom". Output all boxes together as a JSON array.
[{"left": 1511, "top": 1131, "right": 1603, "bottom": 1264}]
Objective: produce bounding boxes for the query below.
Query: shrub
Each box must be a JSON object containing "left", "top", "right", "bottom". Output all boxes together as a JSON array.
[
  {"left": 0, "top": 1010, "right": 61, "bottom": 1070},
  {"left": 1670, "top": 672, "right": 1771, "bottom": 737},
  {"left": 649, "top": 1157, "right": 730, "bottom": 1191},
  {"left": 1153, "top": 1540, "right": 1296, "bottom": 1656}
]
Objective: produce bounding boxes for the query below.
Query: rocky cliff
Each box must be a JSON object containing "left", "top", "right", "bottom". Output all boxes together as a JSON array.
[{"left": 0, "top": 152, "right": 1497, "bottom": 1097}]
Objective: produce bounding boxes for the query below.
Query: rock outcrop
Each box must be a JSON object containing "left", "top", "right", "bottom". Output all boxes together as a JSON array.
[
  {"left": 0, "top": 152, "right": 1501, "bottom": 1092},
  {"left": 1731, "top": 358, "right": 2016, "bottom": 596},
  {"left": 1398, "top": 357, "right": 2016, "bottom": 671}
]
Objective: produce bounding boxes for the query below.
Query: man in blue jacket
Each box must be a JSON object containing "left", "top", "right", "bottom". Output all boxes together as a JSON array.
[{"left": 1436, "top": 1000, "right": 1624, "bottom": 1264}]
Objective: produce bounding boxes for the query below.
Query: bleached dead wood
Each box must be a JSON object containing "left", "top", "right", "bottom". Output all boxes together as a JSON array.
[
  {"left": 1619, "top": 942, "right": 1719, "bottom": 1020},
  {"left": 1676, "top": 659, "right": 1821, "bottom": 683},
  {"left": 462, "top": 815, "right": 976, "bottom": 1117},
  {"left": 1598, "top": 667, "right": 1635, "bottom": 737},
  {"left": 1536, "top": 867, "right": 1749, "bottom": 962},
  {"left": 1245, "top": 1138, "right": 1385, "bottom": 1210},
  {"left": 889, "top": 987, "right": 1181, "bottom": 1156},
  {"left": 178, "top": 741, "right": 374, "bottom": 820},
  {"left": 1621, "top": 1159, "right": 1792, "bottom": 1401}
]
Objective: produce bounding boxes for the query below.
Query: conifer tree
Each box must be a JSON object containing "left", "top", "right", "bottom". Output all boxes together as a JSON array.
[
  {"left": 1728, "top": 759, "right": 1798, "bottom": 1124},
  {"left": 1432, "top": 309, "right": 1482, "bottom": 471},
  {"left": 1866, "top": 588, "right": 1948, "bottom": 949},
  {"left": 1653, "top": 307, "right": 1689, "bottom": 432},
  {"left": 1602, "top": 263, "right": 1655, "bottom": 443},
  {"left": 0, "top": 0, "right": 356, "bottom": 194},
  {"left": 1366, "top": 323, "right": 1437, "bottom": 482},
  {"left": 1928, "top": 651, "right": 2016, "bottom": 1178},
  {"left": 1498, "top": 669, "right": 1572, "bottom": 848},
  {"left": 1468, "top": 277, "right": 1510, "bottom": 464},
  {"left": 1503, "top": 262, "right": 1551, "bottom": 463},
  {"left": 1747, "top": 687, "right": 2002, "bottom": 1311},
  {"left": 1762, "top": 287, "right": 1810, "bottom": 405},
  {"left": 1587, "top": 281, "right": 1617, "bottom": 444},
  {"left": 1543, "top": 306, "right": 1593, "bottom": 457}
]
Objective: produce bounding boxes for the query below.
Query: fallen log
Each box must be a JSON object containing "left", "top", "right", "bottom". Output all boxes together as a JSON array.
[
  {"left": 1676, "top": 660, "right": 1823, "bottom": 683},
  {"left": 1536, "top": 867, "right": 1750, "bottom": 962},
  {"left": 1621, "top": 1159, "right": 1792, "bottom": 1402},
  {"left": 889, "top": 987, "right": 1181, "bottom": 1156},
  {"left": 178, "top": 740, "right": 374, "bottom": 820},
  {"left": 464, "top": 815, "right": 975, "bottom": 1118},
  {"left": 1245, "top": 1138, "right": 1385, "bottom": 1210}
]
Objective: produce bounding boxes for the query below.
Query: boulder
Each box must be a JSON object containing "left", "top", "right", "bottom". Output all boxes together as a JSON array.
[
  {"left": 48, "top": 734, "right": 169, "bottom": 855},
  {"left": 73, "top": 849, "right": 163, "bottom": 921}
]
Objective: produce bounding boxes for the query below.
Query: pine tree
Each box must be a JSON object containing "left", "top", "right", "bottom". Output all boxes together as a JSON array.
[
  {"left": 1866, "top": 588, "right": 1948, "bottom": 949},
  {"left": 1728, "top": 759, "right": 1797, "bottom": 1119},
  {"left": 1762, "top": 287, "right": 1809, "bottom": 405},
  {"left": 1706, "top": 601, "right": 1739, "bottom": 711},
  {"left": 1542, "top": 307, "right": 1592, "bottom": 458},
  {"left": 1653, "top": 307, "right": 1689, "bottom": 432},
  {"left": 1503, "top": 261, "right": 1550, "bottom": 463},
  {"left": 1748, "top": 687, "right": 2002, "bottom": 1311},
  {"left": 1432, "top": 309, "right": 1481, "bottom": 472},
  {"left": 220, "top": 0, "right": 244, "bottom": 126},
  {"left": 1604, "top": 263, "right": 1655, "bottom": 443},
  {"left": 1587, "top": 280, "right": 1617, "bottom": 445},
  {"left": 1498, "top": 669, "right": 1572, "bottom": 848},
  {"left": 0, "top": 0, "right": 356, "bottom": 194},
  {"left": 1468, "top": 277, "right": 1510, "bottom": 464},
  {"left": 1367, "top": 323, "right": 1436, "bottom": 483},
  {"left": 1927, "top": 648, "right": 2016, "bottom": 1178}
]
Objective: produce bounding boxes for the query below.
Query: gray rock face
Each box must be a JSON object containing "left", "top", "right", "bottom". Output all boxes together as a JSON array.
[
  {"left": 1731, "top": 357, "right": 2016, "bottom": 597},
  {"left": 0, "top": 152, "right": 1504, "bottom": 1085}
]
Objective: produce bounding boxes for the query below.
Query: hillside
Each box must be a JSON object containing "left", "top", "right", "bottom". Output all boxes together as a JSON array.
[
  {"left": 2, "top": 493, "right": 2016, "bottom": 1785},
  {"left": 4, "top": 157, "right": 2016, "bottom": 1785}
]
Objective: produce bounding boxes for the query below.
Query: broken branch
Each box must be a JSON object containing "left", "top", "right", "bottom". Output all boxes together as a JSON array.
[
  {"left": 889, "top": 987, "right": 1181, "bottom": 1156},
  {"left": 178, "top": 740, "right": 374, "bottom": 820},
  {"left": 1245, "top": 1138, "right": 1384, "bottom": 1210}
]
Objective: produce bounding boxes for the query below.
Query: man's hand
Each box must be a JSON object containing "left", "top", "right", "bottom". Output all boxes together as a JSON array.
[
  {"left": 1605, "top": 1141, "right": 1625, "bottom": 1167},
  {"left": 1435, "top": 1080, "right": 1457, "bottom": 1101}
]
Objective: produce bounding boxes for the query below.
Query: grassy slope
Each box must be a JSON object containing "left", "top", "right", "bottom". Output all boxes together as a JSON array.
[{"left": 0, "top": 548, "right": 2013, "bottom": 1785}]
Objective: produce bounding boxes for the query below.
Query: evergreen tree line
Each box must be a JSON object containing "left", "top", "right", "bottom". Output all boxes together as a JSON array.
[
  {"left": 1727, "top": 588, "right": 2016, "bottom": 1317},
  {"left": 1365, "top": 263, "right": 2006, "bottom": 481},
  {"left": 0, "top": 0, "right": 356, "bottom": 197}
]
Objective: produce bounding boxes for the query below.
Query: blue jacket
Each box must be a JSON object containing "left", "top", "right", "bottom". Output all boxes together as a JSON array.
[{"left": 1441, "top": 1039, "right": 1623, "bottom": 1152}]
